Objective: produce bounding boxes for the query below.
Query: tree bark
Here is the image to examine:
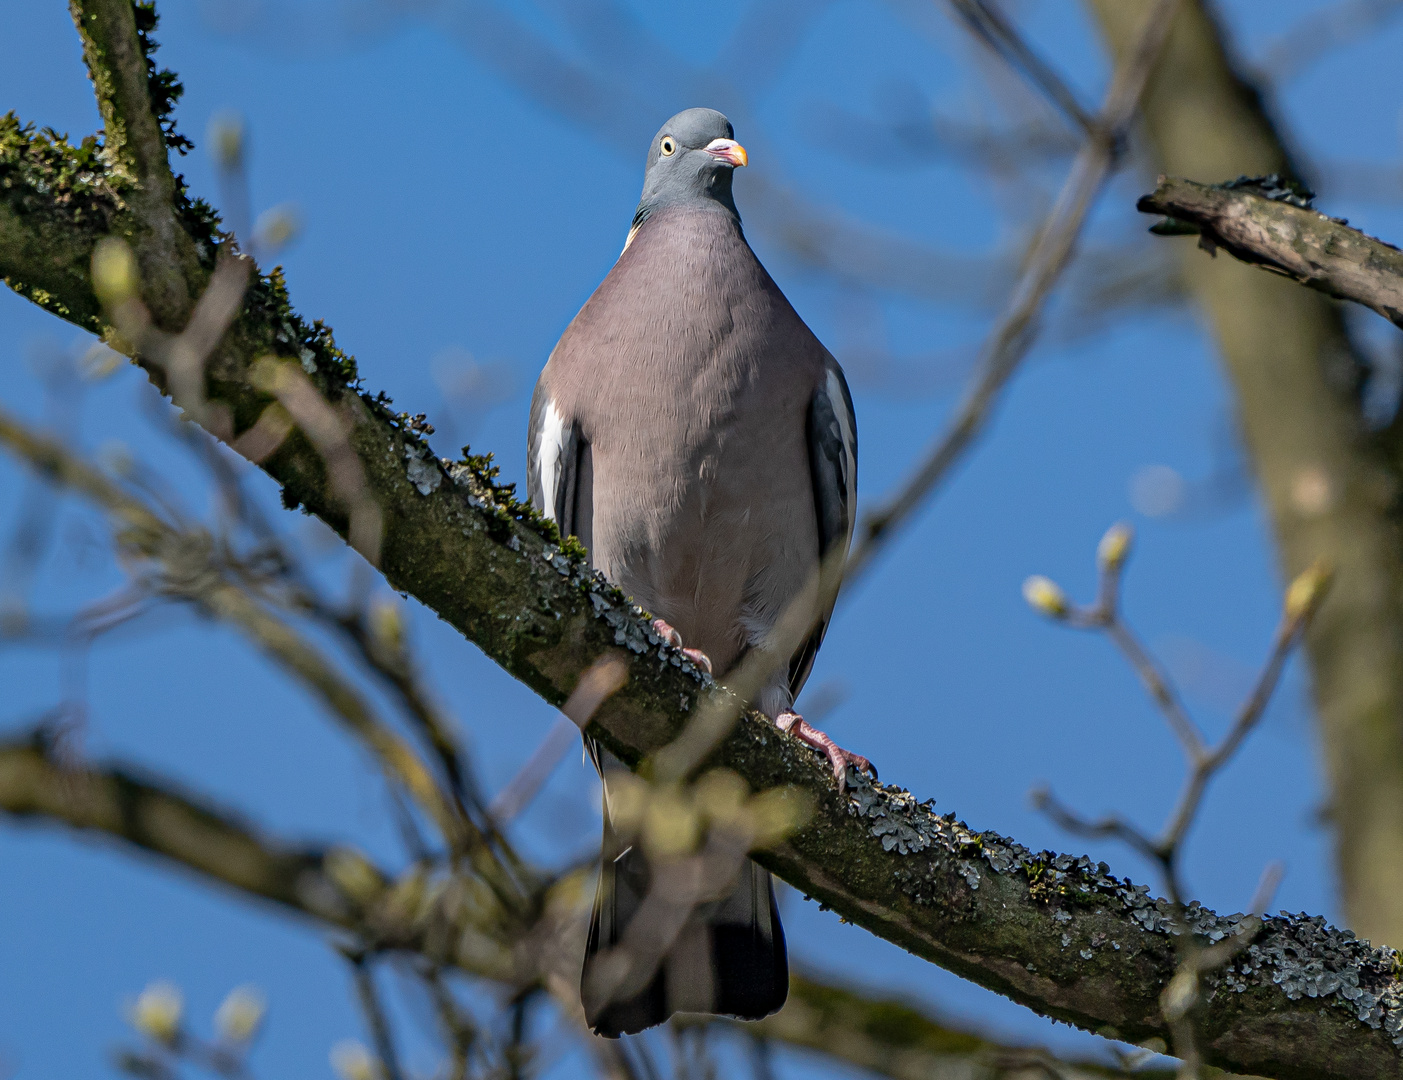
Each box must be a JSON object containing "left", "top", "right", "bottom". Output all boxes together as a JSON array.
[{"left": 1088, "top": 0, "right": 1403, "bottom": 953}]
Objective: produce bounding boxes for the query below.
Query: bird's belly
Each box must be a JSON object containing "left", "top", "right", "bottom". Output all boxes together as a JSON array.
[{"left": 586, "top": 438, "right": 818, "bottom": 677}]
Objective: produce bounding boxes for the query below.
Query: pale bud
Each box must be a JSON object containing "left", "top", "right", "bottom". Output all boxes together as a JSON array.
[
  {"left": 603, "top": 772, "right": 649, "bottom": 836},
  {"left": 1160, "top": 969, "right": 1198, "bottom": 1022},
  {"left": 368, "top": 596, "right": 404, "bottom": 654},
  {"left": 1022, "top": 575, "right": 1069, "bottom": 619},
  {"left": 80, "top": 342, "right": 124, "bottom": 381},
  {"left": 130, "top": 981, "right": 183, "bottom": 1044},
  {"left": 208, "top": 112, "right": 245, "bottom": 171},
  {"left": 380, "top": 865, "right": 428, "bottom": 925},
  {"left": 693, "top": 769, "right": 749, "bottom": 829},
  {"left": 330, "top": 1040, "right": 379, "bottom": 1080},
  {"left": 1096, "top": 522, "right": 1134, "bottom": 572},
  {"left": 324, "top": 847, "right": 387, "bottom": 906},
  {"left": 215, "top": 985, "right": 265, "bottom": 1044},
  {"left": 747, "top": 787, "right": 814, "bottom": 848},
  {"left": 92, "top": 237, "right": 139, "bottom": 308},
  {"left": 254, "top": 204, "right": 301, "bottom": 252},
  {"left": 641, "top": 786, "right": 701, "bottom": 859},
  {"left": 1285, "top": 560, "right": 1332, "bottom": 622}
]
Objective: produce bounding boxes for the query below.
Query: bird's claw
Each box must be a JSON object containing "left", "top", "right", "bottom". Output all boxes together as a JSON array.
[
  {"left": 650, "top": 619, "right": 713, "bottom": 674},
  {"left": 774, "top": 709, "right": 875, "bottom": 793}
]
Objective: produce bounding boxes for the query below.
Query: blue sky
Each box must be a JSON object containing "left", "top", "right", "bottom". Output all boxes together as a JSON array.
[{"left": 3, "top": 0, "right": 1402, "bottom": 1076}]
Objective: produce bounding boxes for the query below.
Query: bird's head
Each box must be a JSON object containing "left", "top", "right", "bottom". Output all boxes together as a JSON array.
[{"left": 636, "top": 108, "right": 747, "bottom": 220}]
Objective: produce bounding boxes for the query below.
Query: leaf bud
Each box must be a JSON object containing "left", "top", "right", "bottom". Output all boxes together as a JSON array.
[
  {"left": 92, "top": 237, "right": 139, "bottom": 308},
  {"left": 208, "top": 112, "right": 245, "bottom": 171},
  {"left": 1022, "top": 575, "right": 1070, "bottom": 619},
  {"left": 1096, "top": 522, "right": 1134, "bottom": 571},
  {"left": 215, "top": 985, "right": 266, "bottom": 1044},
  {"left": 641, "top": 786, "right": 701, "bottom": 859},
  {"left": 368, "top": 595, "right": 404, "bottom": 655},
  {"left": 1160, "top": 969, "right": 1198, "bottom": 1023},
  {"left": 130, "top": 981, "right": 183, "bottom": 1045},
  {"left": 331, "top": 1040, "right": 380, "bottom": 1080},
  {"left": 324, "top": 847, "right": 387, "bottom": 906},
  {"left": 1284, "top": 560, "right": 1332, "bottom": 622}
]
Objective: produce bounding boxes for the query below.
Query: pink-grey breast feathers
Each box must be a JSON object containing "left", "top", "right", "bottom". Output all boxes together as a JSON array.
[{"left": 527, "top": 203, "right": 857, "bottom": 707}]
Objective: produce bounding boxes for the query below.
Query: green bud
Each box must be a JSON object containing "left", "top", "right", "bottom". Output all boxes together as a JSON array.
[
  {"left": 215, "top": 985, "right": 265, "bottom": 1044},
  {"left": 130, "top": 981, "right": 183, "bottom": 1044},
  {"left": 208, "top": 112, "right": 245, "bottom": 171},
  {"left": 1096, "top": 522, "right": 1133, "bottom": 571},
  {"left": 1022, "top": 575, "right": 1069, "bottom": 619},
  {"left": 92, "top": 237, "right": 138, "bottom": 308}
]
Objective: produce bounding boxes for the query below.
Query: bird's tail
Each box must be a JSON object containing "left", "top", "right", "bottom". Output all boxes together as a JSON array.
[{"left": 581, "top": 819, "right": 788, "bottom": 1038}]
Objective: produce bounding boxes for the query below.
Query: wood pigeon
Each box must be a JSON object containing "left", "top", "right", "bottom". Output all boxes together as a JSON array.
[{"left": 526, "top": 107, "right": 871, "bottom": 1038}]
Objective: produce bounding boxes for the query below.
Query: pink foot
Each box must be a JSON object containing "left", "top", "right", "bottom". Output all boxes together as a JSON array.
[
  {"left": 650, "top": 618, "right": 713, "bottom": 675},
  {"left": 775, "top": 710, "right": 875, "bottom": 792}
]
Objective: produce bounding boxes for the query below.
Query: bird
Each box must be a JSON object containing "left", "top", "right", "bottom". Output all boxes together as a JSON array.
[{"left": 526, "top": 107, "right": 872, "bottom": 1038}]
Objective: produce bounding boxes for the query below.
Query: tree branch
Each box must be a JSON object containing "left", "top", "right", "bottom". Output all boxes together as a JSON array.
[
  {"left": 2, "top": 4, "right": 1403, "bottom": 1077},
  {"left": 0, "top": 730, "right": 337, "bottom": 919},
  {"left": 745, "top": 971, "right": 1177, "bottom": 1080},
  {"left": 1137, "top": 175, "right": 1403, "bottom": 328}
]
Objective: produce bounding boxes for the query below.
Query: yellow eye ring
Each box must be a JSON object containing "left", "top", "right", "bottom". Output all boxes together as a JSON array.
[{"left": 660, "top": 136, "right": 677, "bottom": 157}]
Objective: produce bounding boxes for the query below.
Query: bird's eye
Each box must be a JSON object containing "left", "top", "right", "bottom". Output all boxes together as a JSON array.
[{"left": 660, "top": 136, "right": 677, "bottom": 156}]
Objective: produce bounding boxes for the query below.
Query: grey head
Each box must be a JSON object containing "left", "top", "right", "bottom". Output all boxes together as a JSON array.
[{"left": 632, "top": 108, "right": 748, "bottom": 229}]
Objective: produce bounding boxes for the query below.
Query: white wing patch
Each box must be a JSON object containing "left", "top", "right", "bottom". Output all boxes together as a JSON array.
[
  {"left": 537, "top": 399, "right": 568, "bottom": 524},
  {"left": 826, "top": 366, "right": 858, "bottom": 552}
]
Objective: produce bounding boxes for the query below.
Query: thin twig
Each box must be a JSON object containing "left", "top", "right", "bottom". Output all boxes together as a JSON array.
[
  {"left": 1027, "top": 523, "right": 1329, "bottom": 1078},
  {"left": 945, "top": 0, "right": 1096, "bottom": 136},
  {"left": 346, "top": 951, "right": 405, "bottom": 1080},
  {"left": 422, "top": 966, "right": 476, "bottom": 1080},
  {"left": 846, "top": 0, "right": 1181, "bottom": 583},
  {"left": 490, "top": 714, "right": 580, "bottom": 825},
  {"left": 1259, "top": 0, "right": 1403, "bottom": 82}
]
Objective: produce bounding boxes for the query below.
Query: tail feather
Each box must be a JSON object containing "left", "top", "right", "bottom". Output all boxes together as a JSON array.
[{"left": 582, "top": 836, "right": 788, "bottom": 1038}]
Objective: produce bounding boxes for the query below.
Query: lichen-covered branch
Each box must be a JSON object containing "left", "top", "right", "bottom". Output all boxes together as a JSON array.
[
  {"left": 3, "top": 4, "right": 1403, "bottom": 1078},
  {"left": 1137, "top": 175, "right": 1403, "bottom": 328},
  {"left": 745, "top": 972, "right": 1177, "bottom": 1080}
]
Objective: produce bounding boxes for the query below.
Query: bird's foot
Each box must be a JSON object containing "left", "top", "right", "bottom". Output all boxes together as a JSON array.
[
  {"left": 775, "top": 710, "right": 875, "bottom": 793},
  {"left": 650, "top": 618, "right": 713, "bottom": 674}
]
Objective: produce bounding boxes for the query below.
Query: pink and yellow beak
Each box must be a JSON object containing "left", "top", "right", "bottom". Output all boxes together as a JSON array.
[{"left": 704, "top": 138, "right": 748, "bottom": 167}]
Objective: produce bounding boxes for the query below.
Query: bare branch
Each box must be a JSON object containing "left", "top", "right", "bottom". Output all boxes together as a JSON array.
[
  {"left": 345, "top": 951, "right": 406, "bottom": 1080},
  {"left": 0, "top": 407, "right": 473, "bottom": 862},
  {"left": 1138, "top": 175, "right": 1403, "bottom": 329},
  {"left": 1258, "top": 0, "right": 1403, "bottom": 83},
  {"left": 945, "top": 0, "right": 1097, "bottom": 136},
  {"left": 846, "top": 0, "right": 1181, "bottom": 582},
  {"left": 0, "top": 730, "right": 338, "bottom": 919}
]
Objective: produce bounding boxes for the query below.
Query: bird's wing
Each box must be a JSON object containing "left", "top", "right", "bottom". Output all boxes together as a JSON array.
[
  {"left": 526, "top": 379, "right": 589, "bottom": 543},
  {"left": 788, "top": 354, "right": 858, "bottom": 699}
]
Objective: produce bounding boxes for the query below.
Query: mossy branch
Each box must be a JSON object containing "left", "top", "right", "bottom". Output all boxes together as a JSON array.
[
  {"left": 742, "top": 971, "right": 1179, "bottom": 1080},
  {"left": 2, "top": 4, "right": 1403, "bottom": 1078},
  {"left": 1137, "top": 175, "right": 1403, "bottom": 328}
]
